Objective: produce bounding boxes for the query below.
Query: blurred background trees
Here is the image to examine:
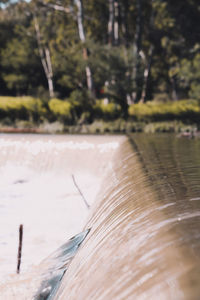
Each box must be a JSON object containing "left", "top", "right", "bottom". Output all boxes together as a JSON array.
[{"left": 0, "top": 0, "right": 200, "bottom": 117}]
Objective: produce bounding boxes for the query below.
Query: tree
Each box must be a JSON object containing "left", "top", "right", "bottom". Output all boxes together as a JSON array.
[
  {"left": 133, "top": 0, "right": 143, "bottom": 102},
  {"left": 33, "top": 15, "right": 54, "bottom": 98},
  {"left": 0, "top": 0, "right": 200, "bottom": 114},
  {"left": 108, "top": 0, "right": 119, "bottom": 46},
  {"left": 178, "top": 46, "right": 200, "bottom": 100},
  {"left": 0, "top": 1, "right": 46, "bottom": 96},
  {"left": 74, "top": 0, "right": 94, "bottom": 97}
]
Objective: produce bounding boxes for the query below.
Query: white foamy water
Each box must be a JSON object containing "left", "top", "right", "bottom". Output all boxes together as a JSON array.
[{"left": 0, "top": 134, "right": 123, "bottom": 288}]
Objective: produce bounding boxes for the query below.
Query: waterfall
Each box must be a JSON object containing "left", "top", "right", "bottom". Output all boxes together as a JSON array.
[
  {"left": 1, "top": 133, "right": 200, "bottom": 299},
  {"left": 55, "top": 134, "right": 200, "bottom": 299}
]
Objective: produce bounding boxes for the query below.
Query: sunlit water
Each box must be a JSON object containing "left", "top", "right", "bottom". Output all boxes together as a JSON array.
[
  {"left": 1, "top": 133, "right": 200, "bottom": 299},
  {"left": 0, "top": 134, "right": 123, "bottom": 299},
  {"left": 55, "top": 134, "right": 200, "bottom": 300}
]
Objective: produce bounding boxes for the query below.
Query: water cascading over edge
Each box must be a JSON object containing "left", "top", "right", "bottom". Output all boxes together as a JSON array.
[{"left": 54, "top": 134, "right": 200, "bottom": 300}]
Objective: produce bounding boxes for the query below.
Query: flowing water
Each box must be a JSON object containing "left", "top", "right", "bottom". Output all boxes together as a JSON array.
[
  {"left": 0, "top": 134, "right": 122, "bottom": 299},
  {"left": 1, "top": 133, "right": 200, "bottom": 299},
  {"left": 55, "top": 134, "right": 200, "bottom": 300}
]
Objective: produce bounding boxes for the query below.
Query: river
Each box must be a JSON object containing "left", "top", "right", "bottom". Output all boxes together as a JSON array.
[
  {"left": 0, "top": 134, "right": 122, "bottom": 299},
  {"left": 0, "top": 133, "right": 200, "bottom": 299}
]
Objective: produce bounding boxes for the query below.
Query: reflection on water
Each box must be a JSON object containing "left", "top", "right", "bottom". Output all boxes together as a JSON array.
[
  {"left": 55, "top": 134, "right": 200, "bottom": 299},
  {"left": 0, "top": 134, "right": 122, "bottom": 298}
]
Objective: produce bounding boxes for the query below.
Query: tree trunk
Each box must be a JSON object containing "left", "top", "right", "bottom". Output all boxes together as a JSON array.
[
  {"left": 134, "top": 0, "right": 143, "bottom": 103},
  {"left": 45, "top": 0, "right": 94, "bottom": 96},
  {"left": 108, "top": 0, "right": 114, "bottom": 45},
  {"left": 140, "top": 45, "right": 153, "bottom": 103},
  {"left": 114, "top": 0, "right": 119, "bottom": 45},
  {"left": 171, "top": 76, "right": 179, "bottom": 101},
  {"left": 45, "top": 47, "right": 54, "bottom": 98},
  {"left": 121, "top": 0, "right": 130, "bottom": 47},
  {"left": 74, "top": 0, "right": 94, "bottom": 97},
  {"left": 139, "top": 2, "right": 156, "bottom": 103},
  {"left": 135, "top": 0, "right": 143, "bottom": 55},
  {"left": 34, "top": 17, "right": 54, "bottom": 98},
  {"left": 108, "top": 0, "right": 119, "bottom": 46}
]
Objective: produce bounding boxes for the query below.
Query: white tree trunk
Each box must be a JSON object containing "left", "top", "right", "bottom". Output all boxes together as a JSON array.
[
  {"left": 34, "top": 17, "right": 54, "bottom": 98},
  {"left": 121, "top": 0, "right": 129, "bottom": 47},
  {"left": 134, "top": 0, "right": 143, "bottom": 102},
  {"left": 114, "top": 0, "right": 119, "bottom": 45},
  {"left": 74, "top": 0, "right": 94, "bottom": 95},
  {"left": 170, "top": 77, "right": 178, "bottom": 100},
  {"left": 108, "top": 0, "right": 119, "bottom": 46},
  {"left": 45, "top": 47, "right": 54, "bottom": 98},
  {"left": 108, "top": 0, "right": 114, "bottom": 45},
  {"left": 140, "top": 46, "right": 153, "bottom": 103},
  {"left": 47, "top": 75, "right": 54, "bottom": 98},
  {"left": 74, "top": 0, "right": 85, "bottom": 42}
]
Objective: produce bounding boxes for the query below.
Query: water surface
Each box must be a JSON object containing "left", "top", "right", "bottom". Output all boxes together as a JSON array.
[
  {"left": 55, "top": 134, "right": 200, "bottom": 299},
  {"left": 0, "top": 134, "right": 123, "bottom": 298}
]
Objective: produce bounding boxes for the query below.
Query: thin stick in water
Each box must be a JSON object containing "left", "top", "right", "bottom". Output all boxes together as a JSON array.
[
  {"left": 71, "top": 174, "right": 90, "bottom": 209},
  {"left": 17, "top": 224, "right": 23, "bottom": 274}
]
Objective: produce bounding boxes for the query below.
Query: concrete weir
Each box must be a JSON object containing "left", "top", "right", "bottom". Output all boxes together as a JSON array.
[
  {"left": 0, "top": 134, "right": 200, "bottom": 299},
  {"left": 54, "top": 134, "right": 200, "bottom": 300}
]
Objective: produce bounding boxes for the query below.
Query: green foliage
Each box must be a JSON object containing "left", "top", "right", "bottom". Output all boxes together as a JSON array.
[
  {"left": 67, "top": 89, "right": 92, "bottom": 107},
  {"left": 129, "top": 100, "right": 200, "bottom": 123},
  {"left": 0, "top": 20, "right": 45, "bottom": 95},
  {"left": 189, "top": 82, "right": 200, "bottom": 101},
  {"left": 2, "top": 74, "right": 27, "bottom": 91},
  {"left": 89, "top": 43, "right": 138, "bottom": 114},
  {"left": 94, "top": 100, "right": 121, "bottom": 120},
  {"left": 0, "top": 0, "right": 200, "bottom": 123},
  {"left": 178, "top": 50, "right": 200, "bottom": 100},
  {"left": 0, "top": 96, "right": 46, "bottom": 121},
  {"left": 48, "top": 98, "right": 73, "bottom": 123},
  {"left": 66, "top": 89, "right": 94, "bottom": 123}
]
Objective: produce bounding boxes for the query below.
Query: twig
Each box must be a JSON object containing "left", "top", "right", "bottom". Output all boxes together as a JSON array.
[
  {"left": 17, "top": 224, "right": 23, "bottom": 274},
  {"left": 71, "top": 174, "right": 90, "bottom": 209}
]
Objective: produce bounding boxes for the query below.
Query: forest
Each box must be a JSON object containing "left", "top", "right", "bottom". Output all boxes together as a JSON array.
[{"left": 0, "top": 0, "right": 200, "bottom": 133}]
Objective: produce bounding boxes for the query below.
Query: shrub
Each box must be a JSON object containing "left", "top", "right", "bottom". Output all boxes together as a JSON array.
[
  {"left": 58, "top": 90, "right": 94, "bottom": 124},
  {"left": 0, "top": 96, "right": 46, "bottom": 122},
  {"left": 48, "top": 98, "right": 72, "bottom": 123},
  {"left": 128, "top": 99, "right": 200, "bottom": 123},
  {"left": 94, "top": 100, "right": 121, "bottom": 120}
]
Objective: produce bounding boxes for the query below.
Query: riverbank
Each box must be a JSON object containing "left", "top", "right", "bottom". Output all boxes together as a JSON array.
[
  {"left": 0, "top": 119, "right": 199, "bottom": 135},
  {"left": 0, "top": 97, "right": 199, "bottom": 134},
  {"left": 0, "top": 97, "right": 200, "bottom": 135}
]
